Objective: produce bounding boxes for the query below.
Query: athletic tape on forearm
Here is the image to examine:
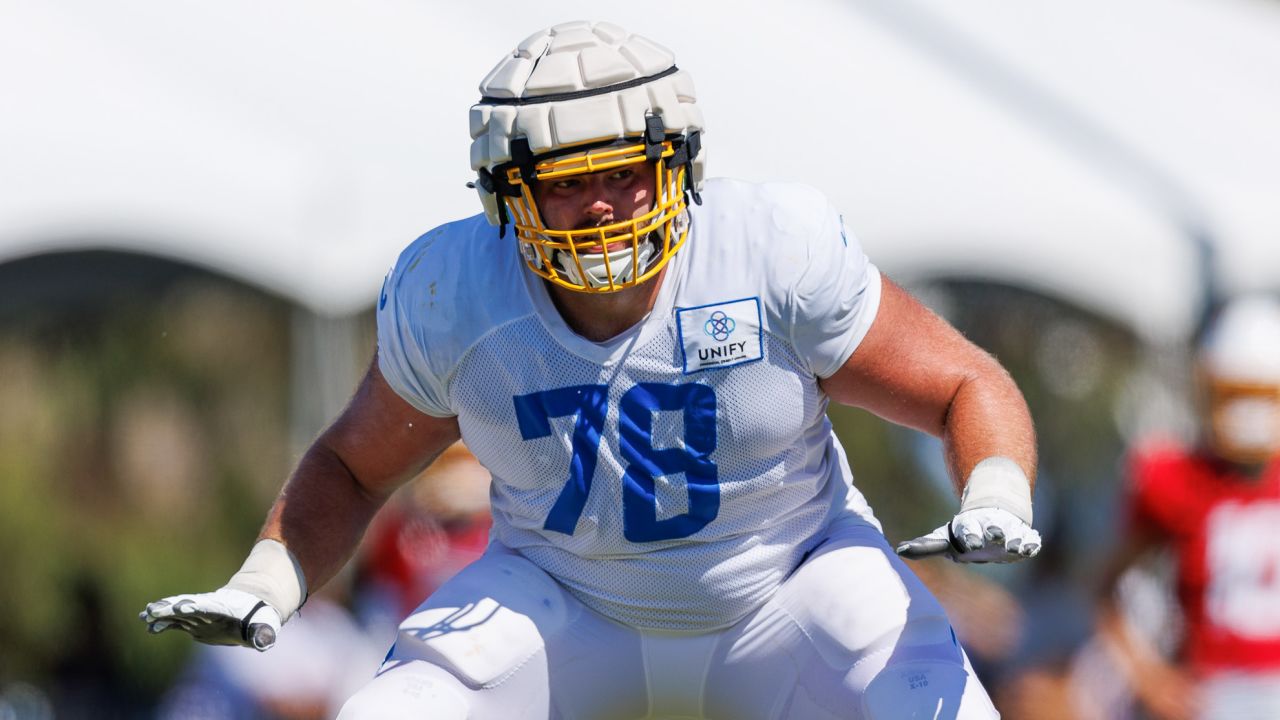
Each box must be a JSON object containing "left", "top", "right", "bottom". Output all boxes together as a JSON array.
[
  {"left": 224, "top": 539, "right": 308, "bottom": 621},
  {"left": 959, "top": 457, "right": 1034, "bottom": 525}
]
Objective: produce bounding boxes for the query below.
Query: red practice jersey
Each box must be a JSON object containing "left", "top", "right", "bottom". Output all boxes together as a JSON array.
[{"left": 1127, "top": 441, "right": 1280, "bottom": 675}]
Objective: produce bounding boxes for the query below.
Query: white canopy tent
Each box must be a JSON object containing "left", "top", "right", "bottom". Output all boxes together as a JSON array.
[
  {"left": 913, "top": 0, "right": 1280, "bottom": 301},
  {"left": 6, "top": 0, "right": 1268, "bottom": 343}
]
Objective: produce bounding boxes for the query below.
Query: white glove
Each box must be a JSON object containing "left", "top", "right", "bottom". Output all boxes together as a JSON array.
[
  {"left": 139, "top": 587, "right": 282, "bottom": 651},
  {"left": 896, "top": 458, "right": 1042, "bottom": 563},
  {"left": 896, "top": 507, "right": 1042, "bottom": 563},
  {"left": 140, "top": 539, "right": 306, "bottom": 652}
]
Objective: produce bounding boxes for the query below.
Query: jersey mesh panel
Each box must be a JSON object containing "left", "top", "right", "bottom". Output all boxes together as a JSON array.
[{"left": 450, "top": 316, "right": 849, "bottom": 630}]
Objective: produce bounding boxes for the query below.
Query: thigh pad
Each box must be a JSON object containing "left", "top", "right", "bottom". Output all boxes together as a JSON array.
[
  {"left": 861, "top": 648, "right": 970, "bottom": 720},
  {"left": 388, "top": 551, "right": 573, "bottom": 688}
]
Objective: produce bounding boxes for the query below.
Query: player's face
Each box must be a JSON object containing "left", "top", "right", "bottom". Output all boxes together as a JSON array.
[
  {"left": 530, "top": 162, "right": 658, "bottom": 239},
  {"left": 1203, "top": 379, "right": 1280, "bottom": 465}
]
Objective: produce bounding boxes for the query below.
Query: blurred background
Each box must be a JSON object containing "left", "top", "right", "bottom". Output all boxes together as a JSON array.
[{"left": 2, "top": 0, "right": 1278, "bottom": 717}]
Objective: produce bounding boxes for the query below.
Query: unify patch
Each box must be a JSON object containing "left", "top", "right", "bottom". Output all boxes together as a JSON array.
[{"left": 676, "top": 297, "right": 763, "bottom": 374}]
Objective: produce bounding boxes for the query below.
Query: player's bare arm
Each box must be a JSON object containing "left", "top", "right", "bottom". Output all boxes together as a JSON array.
[
  {"left": 140, "top": 355, "right": 459, "bottom": 650},
  {"left": 821, "top": 277, "right": 1042, "bottom": 562},
  {"left": 820, "top": 277, "right": 1036, "bottom": 481},
  {"left": 260, "top": 355, "right": 461, "bottom": 591}
]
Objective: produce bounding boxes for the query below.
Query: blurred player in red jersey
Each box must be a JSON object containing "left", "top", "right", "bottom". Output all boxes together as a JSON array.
[
  {"left": 359, "top": 442, "right": 492, "bottom": 622},
  {"left": 1099, "top": 294, "right": 1280, "bottom": 720}
]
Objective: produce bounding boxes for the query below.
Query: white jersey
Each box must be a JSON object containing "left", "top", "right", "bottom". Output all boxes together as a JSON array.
[{"left": 377, "top": 178, "right": 883, "bottom": 631}]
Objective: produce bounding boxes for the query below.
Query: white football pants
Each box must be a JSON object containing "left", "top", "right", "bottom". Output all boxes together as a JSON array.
[{"left": 338, "top": 513, "right": 999, "bottom": 719}]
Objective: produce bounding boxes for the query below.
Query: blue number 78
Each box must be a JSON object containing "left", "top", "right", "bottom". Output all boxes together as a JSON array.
[{"left": 513, "top": 383, "right": 719, "bottom": 542}]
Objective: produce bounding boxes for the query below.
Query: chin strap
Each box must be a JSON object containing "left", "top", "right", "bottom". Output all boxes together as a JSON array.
[
  {"left": 667, "top": 129, "right": 702, "bottom": 206},
  {"left": 553, "top": 236, "right": 660, "bottom": 289}
]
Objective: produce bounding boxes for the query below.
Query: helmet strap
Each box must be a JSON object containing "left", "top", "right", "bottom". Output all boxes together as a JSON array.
[
  {"left": 644, "top": 114, "right": 666, "bottom": 162},
  {"left": 665, "top": 129, "right": 702, "bottom": 206}
]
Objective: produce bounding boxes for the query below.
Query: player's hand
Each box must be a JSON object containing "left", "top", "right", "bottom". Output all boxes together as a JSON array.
[
  {"left": 139, "top": 587, "right": 281, "bottom": 651},
  {"left": 895, "top": 508, "right": 1041, "bottom": 563}
]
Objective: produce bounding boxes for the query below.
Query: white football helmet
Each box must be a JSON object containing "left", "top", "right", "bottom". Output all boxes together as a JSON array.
[
  {"left": 1197, "top": 294, "right": 1280, "bottom": 464},
  {"left": 468, "top": 21, "right": 705, "bottom": 293}
]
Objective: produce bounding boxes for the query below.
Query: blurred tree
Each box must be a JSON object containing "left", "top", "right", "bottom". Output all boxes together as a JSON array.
[{"left": 0, "top": 251, "right": 300, "bottom": 707}]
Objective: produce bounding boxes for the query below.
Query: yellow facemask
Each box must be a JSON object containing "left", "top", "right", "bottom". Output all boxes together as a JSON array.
[{"left": 486, "top": 128, "right": 700, "bottom": 293}]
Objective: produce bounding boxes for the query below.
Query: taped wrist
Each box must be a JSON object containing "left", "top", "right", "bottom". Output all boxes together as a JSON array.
[
  {"left": 224, "top": 539, "right": 308, "bottom": 622},
  {"left": 959, "top": 457, "right": 1034, "bottom": 525}
]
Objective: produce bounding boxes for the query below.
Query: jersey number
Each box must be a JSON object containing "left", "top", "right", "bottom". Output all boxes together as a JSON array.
[
  {"left": 1206, "top": 502, "right": 1280, "bottom": 637},
  {"left": 514, "top": 383, "right": 719, "bottom": 542}
]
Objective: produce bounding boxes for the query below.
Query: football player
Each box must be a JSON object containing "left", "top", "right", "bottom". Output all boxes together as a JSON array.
[
  {"left": 141, "top": 21, "right": 1041, "bottom": 718},
  {"left": 1098, "top": 294, "right": 1280, "bottom": 720}
]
